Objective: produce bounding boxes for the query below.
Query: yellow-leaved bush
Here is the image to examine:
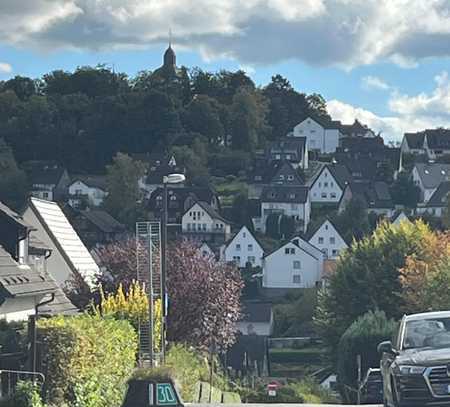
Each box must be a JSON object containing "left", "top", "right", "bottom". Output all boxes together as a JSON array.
[
  {"left": 38, "top": 315, "right": 137, "bottom": 407},
  {"left": 93, "top": 281, "right": 162, "bottom": 350}
]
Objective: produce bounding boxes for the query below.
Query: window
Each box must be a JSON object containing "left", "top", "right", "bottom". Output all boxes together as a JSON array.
[
  {"left": 293, "top": 260, "right": 301, "bottom": 269},
  {"left": 233, "top": 256, "right": 241, "bottom": 263},
  {"left": 243, "top": 232, "right": 246, "bottom": 238},
  {"left": 170, "top": 195, "right": 177, "bottom": 201},
  {"left": 248, "top": 256, "right": 256, "bottom": 264},
  {"left": 325, "top": 224, "right": 328, "bottom": 230},
  {"left": 319, "top": 182, "right": 322, "bottom": 187},
  {"left": 236, "top": 244, "right": 241, "bottom": 251},
  {"left": 248, "top": 244, "right": 253, "bottom": 251},
  {"left": 202, "top": 224, "right": 207, "bottom": 231},
  {"left": 279, "top": 175, "right": 285, "bottom": 180},
  {"left": 310, "top": 130, "right": 316, "bottom": 134},
  {"left": 330, "top": 237, "right": 336, "bottom": 244},
  {"left": 286, "top": 154, "right": 291, "bottom": 160},
  {"left": 43, "top": 192, "right": 49, "bottom": 199},
  {"left": 275, "top": 154, "right": 281, "bottom": 159},
  {"left": 330, "top": 192, "right": 337, "bottom": 198},
  {"left": 285, "top": 247, "right": 295, "bottom": 255},
  {"left": 324, "top": 182, "right": 329, "bottom": 187},
  {"left": 288, "top": 175, "right": 294, "bottom": 181},
  {"left": 75, "top": 189, "right": 82, "bottom": 195},
  {"left": 187, "top": 223, "right": 191, "bottom": 231},
  {"left": 321, "top": 192, "right": 327, "bottom": 198},
  {"left": 332, "top": 249, "right": 339, "bottom": 256},
  {"left": 318, "top": 237, "right": 324, "bottom": 244},
  {"left": 255, "top": 175, "right": 262, "bottom": 181},
  {"left": 331, "top": 182, "right": 334, "bottom": 187},
  {"left": 293, "top": 275, "right": 301, "bottom": 284}
]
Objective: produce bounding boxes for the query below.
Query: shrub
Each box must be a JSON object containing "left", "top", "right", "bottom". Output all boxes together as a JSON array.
[
  {"left": 0, "top": 381, "right": 46, "bottom": 407},
  {"left": 38, "top": 314, "right": 137, "bottom": 407},
  {"left": 337, "top": 310, "right": 397, "bottom": 403}
]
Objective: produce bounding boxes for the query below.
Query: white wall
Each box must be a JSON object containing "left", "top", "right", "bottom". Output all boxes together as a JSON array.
[
  {"left": 23, "top": 207, "right": 74, "bottom": 286},
  {"left": 310, "top": 167, "right": 343, "bottom": 203},
  {"left": 263, "top": 241, "right": 322, "bottom": 288},
  {"left": 308, "top": 220, "right": 348, "bottom": 259},
  {"left": 261, "top": 197, "right": 310, "bottom": 234},
  {"left": 182, "top": 203, "right": 231, "bottom": 235},
  {"left": 224, "top": 226, "right": 264, "bottom": 268},
  {"left": 0, "top": 296, "right": 42, "bottom": 322},
  {"left": 31, "top": 186, "right": 54, "bottom": 201},
  {"left": 411, "top": 167, "right": 435, "bottom": 203},
  {"left": 68, "top": 181, "right": 108, "bottom": 207},
  {"left": 292, "top": 118, "right": 339, "bottom": 153}
]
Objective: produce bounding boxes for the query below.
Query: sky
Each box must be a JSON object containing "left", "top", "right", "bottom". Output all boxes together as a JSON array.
[{"left": 1, "top": 1, "right": 450, "bottom": 142}]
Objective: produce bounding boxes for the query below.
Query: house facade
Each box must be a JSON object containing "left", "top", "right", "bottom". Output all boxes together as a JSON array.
[
  {"left": 222, "top": 226, "right": 264, "bottom": 268},
  {"left": 260, "top": 185, "right": 310, "bottom": 233},
  {"left": 401, "top": 129, "right": 450, "bottom": 160},
  {"left": 309, "top": 164, "right": 352, "bottom": 204},
  {"left": 415, "top": 181, "right": 450, "bottom": 218},
  {"left": 68, "top": 176, "right": 108, "bottom": 208},
  {"left": 181, "top": 201, "right": 231, "bottom": 243},
  {"left": 307, "top": 219, "right": 348, "bottom": 259},
  {"left": 266, "top": 137, "right": 308, "bottom": 170},
  {"left": 291, "top": 116, "right": 342, "bottom": 154},
  {"left": 262, "top": 237, "right": 324, "bottom": 289}
]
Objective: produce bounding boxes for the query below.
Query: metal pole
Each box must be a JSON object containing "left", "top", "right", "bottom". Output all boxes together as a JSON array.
[
  {"left": 161, "top": 181, "right": 168, "bottom": 364},
  {"left": 357, "top": 354, "right": 362, "bottom": 405}
]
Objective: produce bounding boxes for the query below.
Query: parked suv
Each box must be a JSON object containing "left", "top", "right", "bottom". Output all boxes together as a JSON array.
[{"left": 379, "top": 311, "right": 450, "bottom": 407}]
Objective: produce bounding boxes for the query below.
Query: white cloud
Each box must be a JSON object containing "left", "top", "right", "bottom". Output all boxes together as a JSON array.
[
  {"left": 362, "top": 75, "right": 390, "bottom": 91},
  {"left": 0, "top": 1, "right": 450, "bottom": 68},
  {"left": 329, "top": 71, "right": 450, "bottom": 141},
  {"left": 0, "top": 62, "right": 12, "bottom": 74}
]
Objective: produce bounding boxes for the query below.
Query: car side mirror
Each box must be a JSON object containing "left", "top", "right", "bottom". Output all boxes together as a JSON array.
[{"left": 378, "top": 340, "right": 397, "bottom": 355}]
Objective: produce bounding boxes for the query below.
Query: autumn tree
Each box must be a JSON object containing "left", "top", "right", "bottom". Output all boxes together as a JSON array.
[{"left": 167, "top": 241, "right": 243, "bottom": 350}]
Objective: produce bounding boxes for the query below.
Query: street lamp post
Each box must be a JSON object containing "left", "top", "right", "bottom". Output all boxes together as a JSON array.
[{"left": 161, "top": 173, "right": 185, "bottom": 364}]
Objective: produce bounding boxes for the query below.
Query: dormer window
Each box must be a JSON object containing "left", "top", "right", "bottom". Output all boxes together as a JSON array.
[
  {"left": 288, "top": 175, "right": 294, "bottom": 181},
  {"left": 289, "top": 194, "right": 296, "bottom": 199},
  {"left": 255, "top": 175, "right": 262, "bottom": 181}
]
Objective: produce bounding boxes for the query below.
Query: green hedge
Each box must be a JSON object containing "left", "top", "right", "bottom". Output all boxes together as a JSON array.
[
  {"left": 337, "top": 310, "right": 397, "bottom": 403},
  {"left": 38, "top": 315, "right": 137, "bottom": 407}
]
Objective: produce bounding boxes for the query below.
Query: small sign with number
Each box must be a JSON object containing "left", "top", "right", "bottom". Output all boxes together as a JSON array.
[{"left": 156, "top": 383, "right": 177, "bottom": 406}]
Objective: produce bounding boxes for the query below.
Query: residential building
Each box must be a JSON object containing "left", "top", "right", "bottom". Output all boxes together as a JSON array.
[
  {"left": 248, "top": 199, "right": 263, "bottom": 233},
  {"left": 198, "top": 242, "right": 215, "bottom": 259},
  {"left": 248, "top": 160, "right": 304, "bottom": 199},
  {"left": 401, "top": 129, "right": 450, "bottom": 159},
  {"left": 265, "top": 137, "right": 308, "bottom": 169},
  {"left": 222, "top": 226, "right": 264, "bottom": 268},
  {"left": 416, "top": 181, "right": 450, "bottom": 218},
  {"left": 260, "top": 185, "right": 310, "bottom": 233},
  {"left": 0, "top": 201, "right": 77, "bottom": 320},
  {"left": 181, "top": 201, "right": 231, "bottom": 244},
  {"left": 262, "top": 236, "right": 324, "bottom": 289},
  {"left": 22, "top": 161, "right": 70, "bottom": 201},
  {"left": 148, "top": 186, "right": 219, "bottom": 225},
  {"left": 340, "top": 119, "right": 376, "bottom": 138},
  {"left": 290, "top": 115, "right": 342, "bottom": 154},
  {"left": 391, "top": 211, "right": 411, "bottom": 226},
  {"left": 23, "top": 198, "right": 99, "bottom": 287},
  {"left": 307, "top": 219, "right": 348, "bottom": 259},
  {"left": 308, "top": 164, "right": 352, "bottom": 204},
  {"left": 412, "top": 163, "right": 450, "bottom": 203},
  {"left": 339, "top": 181, "right": 395, "bottom": 216},
  {"left": 237, "top": 302, "right": 274, "bottom": 336},
  {"left": 66, "top": 209, "right": 126, "bottom": 248},
  {"left": 68, "top": 175, "right": 108, "bottom": 208}
]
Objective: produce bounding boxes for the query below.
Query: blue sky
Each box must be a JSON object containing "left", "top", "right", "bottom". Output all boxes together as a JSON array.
[{"left": 1, "top": 0, "right": 450, "bottom": 141}]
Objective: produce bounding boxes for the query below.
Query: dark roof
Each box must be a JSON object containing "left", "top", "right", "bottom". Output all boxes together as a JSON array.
[
  {"left": 70, "top": 175, "right": 107, "bottom": 190},
  {"left": 404, "top": 132, "right": 425, "bottom": 149},
  {"left": 340, "top": 136, "right": 385, "bottom": 153},
  {"left": 347, "top": 181, "right": 394, "bottom": 209},
  {"left": 261, "top": 185, "right": 309, "bottom": 204},
  {"left": 22, "top": 161, "right": 66, "bottom": 186},
  {"left": 301, "top": 114, "right": 341, "bottom": 130},
  {"left": 249, "top": 160, "right": 304, "bottom": 185},
  {"left": 0, "top": 246, "right": 58, "bottom": 297},
  {"left": 427, "top": 181, "right": 450, "bottom": 207},
  {"left": 188, "top": 201, "right": 230, "bottom": 224},
  {"left": 80, "top": 210, "right": 125, "bottom": 233},
  {"left": 414, "top": 163, "right": 450, "bottom": 189},
  {"left": 240, "top": 302, "right": 272, "bottom": 323},
  {"left": 305, "top": 218, "right": 346, "bottom": 243},
  {"left": 0, "top": 201, "right": 32, "bottom": 230},
  {"left": 425, "top": 129, "right": 450, "bottom": 149},
  {"left": 310, "top": 164, "right": 352, "bottom": 189},
  {"left": 340, "top": 120, "right": 374, "bottom": 137}
]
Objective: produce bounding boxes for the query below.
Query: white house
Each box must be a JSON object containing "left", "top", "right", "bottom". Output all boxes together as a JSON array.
[
  {"left": 237, "top": 302, "right": 274, "bottom": 336},
  {"left": 401, "top": 129, "right": 450, "bottom": 160},
  {"left": 415, "top": 181, "right": 450, "bottom": 218},
  {"left": 291, "top": 116, "right": 342, "bottom": 154},
  {"left": 182, "top": 201, "right": 231, "bottom": 238},
  {"left": 391, "top": 212, "right": 411, "bottom": 226},
  {"left": 222, "top": 226, "right": 264, "bottom": 268},
  {"left": 309, "top": 164, "right": 352, "bottom": 204},
  {"left": 262, "top": 237, "right": 324, "bottom": 289},
  {"left": 198, "top": 242, "right": 215, "bottom": 259},
  {"left": 68, "top": 176, "right": 108, "bottom": 208},
  {"left": 22, "top": 198, "right": 99, "bottom": 288},
  {"left": 260, "top": 186, "right": 310, "bottom": 234},
  {"left": 307, "top": 219, "right": 348, "bottom": 259}
]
